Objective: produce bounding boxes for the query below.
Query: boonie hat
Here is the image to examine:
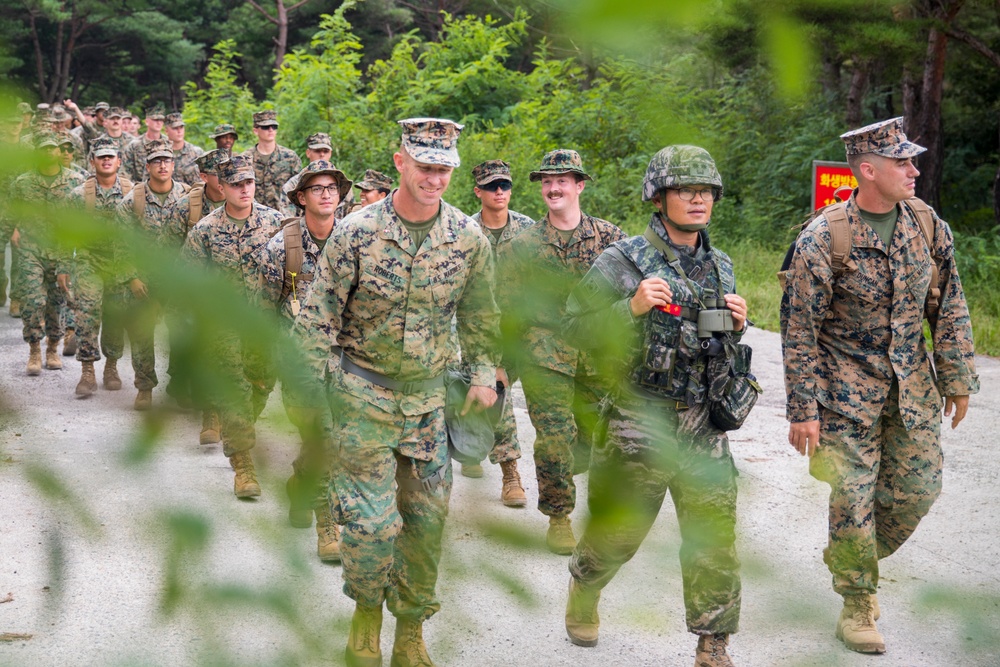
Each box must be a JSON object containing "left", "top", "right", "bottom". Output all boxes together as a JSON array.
[
  {"left": 398, "top": 117, "right": 463, "bottom": 167},
  {"left": 285, "top": 160, "right": 353, "bottom": 206},
  {"left": 529, "top": 149, "right": 592, "bottom": 182},
  {"left": 210, "top": 123, "right": 239, "bottom": 139}
]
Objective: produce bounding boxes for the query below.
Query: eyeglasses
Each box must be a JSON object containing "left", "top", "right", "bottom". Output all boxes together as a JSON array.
[
  {"left": 479, "top": 181, "right": 512, "bottom": 192},
  {"left": 149, "top": 157, "right": 174, "bottom": 165},
  {"left": 672, "top": 187, "right": 716, "bottom": 202},
  {"left": 304, "top": 184, "right": 339, "bottom": 196}
]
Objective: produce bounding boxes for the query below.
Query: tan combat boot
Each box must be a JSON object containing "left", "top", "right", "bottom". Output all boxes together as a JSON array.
[
  {"left": 45, "top": 338, "right": 62, "bottom": 370},
  {"left": 103, "top": 357, "right": 122, "bottom": 390},
  {"left": 459, "top": 462, "right": 483, "bottom": 478},
  {"left": 199, "top": 411, "right": 221, "bottom": 444},
  {"left": 9, "top": 299, "right": 21, "bottom": 318},
  {"left": 345, "top": 603, "right": 383, "bottom": 667},
  {"left": 695, "top": 634, "right": 735, "bottom": 667},
  {"left": 500, "top": 459, "right": 526, "bottom": 507},
  {"left": 134, "top": 389, "right": 152, "bottom": 411},
  {"left": 286, "top": 474, "right": 313, "bottom": 528},
  {"left": 315, "top": 504, "right": 342, "bottom": 563},
  {"left": 836, "top": 593, "right": 885, "bottom": 654},
  {"left": 229, "top": 451, "right": 261, "bottom": 499},
  {"left": 27, "top": 342, "right": 42, "bottom": 376},
  {"left": 76, "top": 361, "right": 97, "bottom": 396},
  {"left": 62, "top": 328, "right": 77, "bottom": 356},
  {"left": 390, "top": 618, "right": 435, "bottom": 667},
  {"left": 547, "top": 515, "right": 576, "bottom": 555},
  {"left": 565, "top": 577, "right": 600, "bottom": 647}
]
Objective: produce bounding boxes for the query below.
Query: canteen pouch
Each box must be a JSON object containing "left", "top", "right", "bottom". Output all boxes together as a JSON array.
[{"left": 708, "top": 342, "right": 762, "bottom": 431}]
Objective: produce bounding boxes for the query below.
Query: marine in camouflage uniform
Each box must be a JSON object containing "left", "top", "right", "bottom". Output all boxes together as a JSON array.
[
  {"left": 563, "top": 145, "right": 748, "bottom": 667},
  {"left": 11, "top": 131, "right": 85, "bottom": 374},
  {"left": 461, "top": 159, "right": 535, "bottom": 505},
  {"left": 114, "top": 139, "right": 190, "bottom": 408},
  {"left": 507, "top": 149, "right": 624, "bottom": 552},
  {"left": 349, "top": 169, "right": 393, "bottom": 215},
  {"left": 121, "top": 103, "right": 166, "bottom": 182},
  {"left": 64, "top": 137, "right": 135, "bottom": 395},
  {"left": 0, "top": 114, "right": 23, "bottom": 308},
  {"left": 243, "top": 110, "right": 302, "bottom": 211},
  {"left": 164, "top": 113, "right": 205, "bottom": 187},
  {"left": 292, "top": 118, "right": 499, "bottom": 667},
  {"left": 183, "top": 154, "right": 285, "bottom": 498},
  {"left": 261, "top": 160, "right": 352, "bottom": 562},
  {"left": 782, "top": 118, "right": 979, "bottom": 654}
]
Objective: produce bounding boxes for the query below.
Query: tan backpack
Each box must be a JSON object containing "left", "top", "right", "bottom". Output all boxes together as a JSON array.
[
  {"left": 131, "top": 181, "right": 190, "bottom": 219},
  {"left": 83, "top": 176, "right": 134, "bottom": 210}
]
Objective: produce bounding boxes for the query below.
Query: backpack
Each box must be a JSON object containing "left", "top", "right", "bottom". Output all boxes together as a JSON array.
[
  {"left": 778, "top": 197, "right": 941, "bottom": 329},
  {"left": 131, "top": 180, "right": 189, "bottom": 219},
  {"left": 276, "top": 218, "right": 313, "bottom": 304},
  {"left": 83, "top": 176, "right": 133, "bottom": 210},
  {"left": 186, "top": 183, "right": 205, "bottom": 229}
]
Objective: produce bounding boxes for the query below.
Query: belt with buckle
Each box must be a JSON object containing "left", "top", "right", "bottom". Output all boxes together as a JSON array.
[{"left": 334, "top": 346, "right": 444, "bottom": 394}]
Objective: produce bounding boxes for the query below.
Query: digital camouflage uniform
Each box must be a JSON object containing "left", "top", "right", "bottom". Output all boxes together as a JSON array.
[
  {"left": 508, "top": 164, "right": 624, "bottom": 517},
  {"left": 67, "top": 161, "right": 133, "bottom": 364},
  {"left": 244, "top": 110, "right": 302, "bottom": 211},
  {"left": 783, "top": 127, "right": 979, "bottom": 597},
  {"left": 11, "top": 140, "right": 86, "bottom": 344},
  {"left": 121, "top": 136, "right": 163, "bottom": 183},
  {"left": 293, "top": 177, "right": 500, "bottom": 621},
  {"left": 183, "top": 157, "right": 285, "bottom": 458},
  {"left": 112, "top": 148, "right": 189, "bottom": 391},
  {"left": 172, "top": 141, "right": 206, "bottom": 187}
]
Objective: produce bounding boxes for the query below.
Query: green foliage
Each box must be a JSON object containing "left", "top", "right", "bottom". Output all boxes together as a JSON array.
[{"left": 180, "top": 39, "right": 257, "bottom": 150}]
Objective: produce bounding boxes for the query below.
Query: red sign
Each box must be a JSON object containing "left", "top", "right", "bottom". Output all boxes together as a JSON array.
[{"left": 812, "top": 161, "right": 857, "bottom": 210}]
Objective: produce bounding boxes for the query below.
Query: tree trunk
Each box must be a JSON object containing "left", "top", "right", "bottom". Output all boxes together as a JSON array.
[
  {"left": 28, "top": 12, "right": 48, "bottom": 101},
  {"left": 274, "top": 0, "right": 288, "bottom": 71},
  {"left": 995, "top": 122, "right": 1000, "bottom": 228},
  {"left": 845, "top": 62, "right": 868, "bottom": 126},
  {"left": 913, "top": 25, "right": 949, "bottom": 211}
]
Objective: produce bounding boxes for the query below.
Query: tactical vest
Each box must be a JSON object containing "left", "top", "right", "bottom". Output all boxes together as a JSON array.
[
  {"left": 83, "top": 176, "right": 134, "bottom": 210},
  {"left": 615, "top": 230, "right": 734, "bottom": 404}
]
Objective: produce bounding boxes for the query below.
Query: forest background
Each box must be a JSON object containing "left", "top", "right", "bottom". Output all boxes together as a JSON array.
[{"left": 2, "top": 0, "right": 999, "bottom": 353}]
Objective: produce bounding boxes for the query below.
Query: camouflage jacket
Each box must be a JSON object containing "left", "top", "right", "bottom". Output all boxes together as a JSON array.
[
  {"left": 80, "top": 129, "right": 130, "bottom": 165},
  {"left": 68, "top": 175, "right": 132, "bottom": 278},
  {"left": 292, "top": 192, "right": 500, "bottom": 416},
  {"left": 121, "top": 134, "right": 164, "bottom": 182},
  {"left": 169, "top": 185, "right": 225, "bottom": 236},
  {"left": 260, "top": 216, "right": 325, "bottom": 323},
  {"left": 115, "top": 180, "right": 189, "bottom": 284},
  {"left": 507, "top": 211, "right": 625, "bottom": 376},
  {"left": 471, "top": 208, "right": 535, "bottom": 260},
  {"left": 245, "top": 144, "right": 302, "bottom": 211},
  {"left": 783, "top": 193, "right": 979, "bottom": 430},
  {"left": 183, "top": 202, "right": 285, "bottom": 303},
  {"left": 564, "top": 216, "right": 740, "bottom": 401},
  {"left": 11, "top": 167, "right": 86, "bottom": 265},
  {"left": 172, "top": 141, "right": 206, "bottom": 187}
]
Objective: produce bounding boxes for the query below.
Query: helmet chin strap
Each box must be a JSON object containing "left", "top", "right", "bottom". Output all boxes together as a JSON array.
[{"left": 658, "top": 191, "right": 708, "bottom": 233}]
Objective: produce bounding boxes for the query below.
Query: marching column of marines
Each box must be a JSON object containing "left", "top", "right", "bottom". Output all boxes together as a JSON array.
[{"left": 0, "top": 100, "right": 980, "bottom": 667}]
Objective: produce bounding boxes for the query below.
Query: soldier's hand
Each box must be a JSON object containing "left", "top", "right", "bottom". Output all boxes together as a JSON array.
[
  {"left": 944, "top": 395, "right": 969, "bottom": 429},
  {"left": 461, "top": 385, "right": 497, "bottom": 415},
  {"left": 724, "top": 294, "right": 748, "bottom": 331},
  {"left": 630, "top": 277, "right": 673, "bottom": 317},
  {"left": 130, "top": 278, "right": 148, "bottom": 299},
  {"left": 10, "top": 228, "right": 19, "bottom": 248},
  {"left": 56, "top": 273, "right": 70, "bottom": 293},
  {"left": 63, "top": 99, "right": 78, "bottom": 112},
  {"left": 788, "top": 420, "right": 820, "bottom": 456},
  {"left": 496, "top": 367, "right": 509, "bottom": 388}
]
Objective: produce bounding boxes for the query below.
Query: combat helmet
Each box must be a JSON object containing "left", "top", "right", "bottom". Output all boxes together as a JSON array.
[{"left": 642, "top": 145, "right": 723, "bottom": 202}]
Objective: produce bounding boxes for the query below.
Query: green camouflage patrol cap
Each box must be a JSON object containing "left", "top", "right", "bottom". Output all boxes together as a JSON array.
[
  {"left": 82, "top": 106, "right": 96, "bottom": 116},
  {"left": 145, "top": 103, "right": 166, "bottom": 120},
  {"left": 51, "top": 106, "right": 71, "bottom": 122},
  {"left": 145, "top": 139, "right": 173, "bottom": 162},
  {"left": 472, "top": 160, "right": 512, "bottom": 186},
  {"left": 356, "top": 169, "right": 393, "bottom": 192},
  {"left": 642, "top": 145, "right": 723, "bottom": 201},
  {"left": 94, "top": 102, "right": 110, "bottom": 112},
  {"left": 252, "top": 109, "right": 278, "bottom": 127},
  {"left": 529, "top": 149, "right": 592, "bottom": 182},
  {"left": 106, "top": 107, "right": 125, "bottom": 119},
  {"left": 195, "top": 148, "right": 230, "bottom": 174},
  {"left": 33, "top": 130, "right": 60, "bottom": 149},
  {"left": 165, "top": 112, "right": 185, "bottom": 128},
  {"left": 17, "top": 102, "right": 31, "bottom": 115},
  {"left": 210, "top": 123, "right": 239, "bottom": 139},
  {"left": 840, "top": 117, "right": 926, "bottom": 159},
  {"left": 286, "top": 159, "right": 353, "bottom": 205},
  {"left": 217, "top": 154, "right": 255, "bottom": 184},
  {"left": 56, "top": 130, "right": 73, "bottom": 147},
  {"left": 398, "top": 117, "right": 463, "bottom": 167},
  {"left": 307, "top": 132, "right": 332, "bottom": 150},
  {"left": 90, "top": 136, "right": 119, "bottom": 158}
]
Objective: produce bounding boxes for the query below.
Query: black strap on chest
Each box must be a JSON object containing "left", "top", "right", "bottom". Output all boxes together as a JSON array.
[{"left": 643, "top": 222, "right": 723, "bottom": 308}]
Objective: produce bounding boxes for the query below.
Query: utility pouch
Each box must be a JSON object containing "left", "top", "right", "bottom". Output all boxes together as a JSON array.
[
  {"left": 637, "top": 307, "right": 682, "bottom": 390},
  {"left": 707, "top": 342, "right": 762, "bottom": 431}
]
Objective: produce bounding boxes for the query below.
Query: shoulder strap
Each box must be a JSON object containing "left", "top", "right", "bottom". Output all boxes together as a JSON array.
[
  {"left": 188, "top": 183, "right": 205, "bottom": 228},
  {"left": 823, "top": 202, "right": 851, "bottom": 274},
  {"left": 84, "top": 178, "right": 97, "bottom": 210},
  {"left": 903, "top": 197, "right": 942, "bottom": 320},
  {"left": 281, "top": 218, "right": 305, "bottom": 302},
  {"left": 132, "top": 182, "right": 146, "bottom": 218},
  {"left": 119, "top": 176, "right": 134, "bottom": 195}
]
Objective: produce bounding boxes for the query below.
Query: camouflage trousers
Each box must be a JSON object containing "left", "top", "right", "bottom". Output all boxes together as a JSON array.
[
  {"left": 209, "top": 331, "right": 275, "bottom": 457},
  {"left": 17, "top": 247, "right": 65, "bottom": 343},
  {"left": 810, "top": 396, "right": 942, "bottom": 597},
  {"left": 101, "top": 287, "right": 158, "bottom": 390},
  {"left": 327, "top": 387, "right": 451, "bottom": 622},
  {"left": 520, "top": 366, "right": 601, "bottom": 517},
  {"left": 70, "top": 258, "right": 115, "bottom": 362},
  {"left": 7, "top": 242, "right": 21, "bottom": 302},
  {"left": 283, "top": 388, "right": 337, "bottom": 509},
  {"left": 164, "top": 306, "right": 198, "bottom": 401},
  {"left": 570, "top": 394, "right": 741, "bottom": 635},
  {"left": 487, "top": 387, "right": 521, "bottom": 465}
]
